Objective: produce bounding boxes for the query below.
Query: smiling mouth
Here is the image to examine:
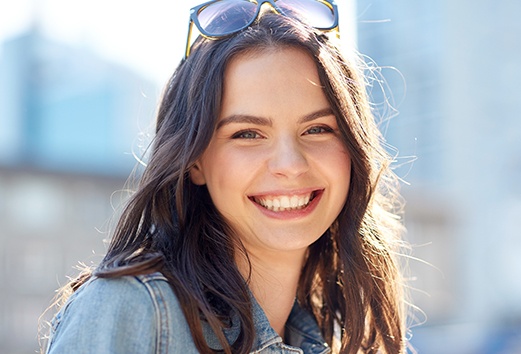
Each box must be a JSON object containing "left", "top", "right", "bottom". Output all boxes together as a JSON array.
[{"left": 250, "top": 191, "right": 320, "bottom": 212}]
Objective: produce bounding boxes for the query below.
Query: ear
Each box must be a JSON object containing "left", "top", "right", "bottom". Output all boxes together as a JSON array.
[{"left": 189, "top": 161, "right": 206, "bottom": 185}]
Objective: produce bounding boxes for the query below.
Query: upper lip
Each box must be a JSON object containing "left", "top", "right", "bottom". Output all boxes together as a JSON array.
[{"left": 247, "top": 187, "right": 323, "bottom": 199}]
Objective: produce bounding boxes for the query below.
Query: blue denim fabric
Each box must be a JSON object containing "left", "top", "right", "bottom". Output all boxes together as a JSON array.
[{"left": 46, "top": 272, "right": 331, "bottom": 354}]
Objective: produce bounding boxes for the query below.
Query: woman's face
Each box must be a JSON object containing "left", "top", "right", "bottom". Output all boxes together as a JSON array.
[{"left": 190, "top": 47, "right": 351, "bottom": 256}]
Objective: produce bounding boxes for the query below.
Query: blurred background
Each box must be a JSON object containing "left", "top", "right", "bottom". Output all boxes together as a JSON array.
[{"left": 0, "top": 0, "right": 520, "bottom": 353}]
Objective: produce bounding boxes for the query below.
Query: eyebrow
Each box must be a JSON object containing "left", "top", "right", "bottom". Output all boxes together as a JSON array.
[
  {"left": 216, "top": 107, "right": 335, "bottom": 129},
  {"left": 216, "top": 114, "right": 272, "bottom": 129},
  {"left": 299, "top": 107, "right": 335, "bottom": 123}
]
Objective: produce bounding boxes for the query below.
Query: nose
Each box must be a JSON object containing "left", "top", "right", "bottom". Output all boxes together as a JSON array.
[{"left": 268, "top": 137, "right": 309, "bottom": 178}]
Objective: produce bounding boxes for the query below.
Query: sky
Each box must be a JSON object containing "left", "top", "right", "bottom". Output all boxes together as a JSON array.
[{"left": 0, "top": 0, "right": 196, "bottom": 86}]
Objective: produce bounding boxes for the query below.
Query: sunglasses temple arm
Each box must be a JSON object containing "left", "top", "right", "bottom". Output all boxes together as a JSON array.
[{"left": 184, "top": 19, "right": 195, "bottom": 59}]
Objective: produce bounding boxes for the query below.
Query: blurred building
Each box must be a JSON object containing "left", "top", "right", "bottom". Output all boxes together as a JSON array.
[
  {"left": 355, "top": 0, "right": 521, "bottom": 353},
  {"left": 0, "top": 28, "right": 157, "bottom": 354}
]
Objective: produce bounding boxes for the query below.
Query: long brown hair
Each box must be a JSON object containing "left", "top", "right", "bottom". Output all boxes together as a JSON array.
[{"left": 55, "top": 13, "right": 408, "bottom": 354}]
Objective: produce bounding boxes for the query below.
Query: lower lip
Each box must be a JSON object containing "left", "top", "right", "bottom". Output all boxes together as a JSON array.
[{"left": 249, "top": 191, "right": 323, "bottom": 220}]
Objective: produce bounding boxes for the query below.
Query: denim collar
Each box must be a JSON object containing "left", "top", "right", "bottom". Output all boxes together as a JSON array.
[
  {"left": 284, "top": 301, "right": 331, "bottom": 354},
  {"left": 202, "top": 295, "right": 331, "bottom": 353}
]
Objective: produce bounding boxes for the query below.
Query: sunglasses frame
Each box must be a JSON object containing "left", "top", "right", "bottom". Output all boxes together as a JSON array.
[{"left": 184, "top": 0, "right": 339, "bottom": 58}]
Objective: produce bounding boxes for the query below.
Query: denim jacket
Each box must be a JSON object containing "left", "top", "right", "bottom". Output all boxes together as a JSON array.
[{"left": 46, "top": 272, "right": 331, "bottom": 354}]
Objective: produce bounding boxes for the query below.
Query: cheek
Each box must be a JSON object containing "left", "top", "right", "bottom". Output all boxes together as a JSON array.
[
  {"left": 322, "top": 147, "right": 352, "bottom": 201},
  {"left": 314, "top": 143, "right": 351, "bottom": 177},
  {"left": 336, "top": 158, "right": 351, "bottom": 196},
  {"left": 210, "top": 146, "right": 266, "bottom": 178},
  {"left": 201, "top": 148, "right": 256, "bottom": 200}
]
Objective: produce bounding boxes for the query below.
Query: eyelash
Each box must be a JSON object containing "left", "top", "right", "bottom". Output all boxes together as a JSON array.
[
  {"left": 231, "top": 126, "right": 335, "bottom": 139},
  {"left": 304, "top": 125, "right": 334, "bottom": 135},
  {"left": 231, "top": 130, "right": 262, "bottom": 139}
]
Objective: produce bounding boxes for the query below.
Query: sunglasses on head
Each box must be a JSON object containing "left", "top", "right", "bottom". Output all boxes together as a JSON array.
[{"left": 185, "top": 0, "right": 339, "bottom": 58}]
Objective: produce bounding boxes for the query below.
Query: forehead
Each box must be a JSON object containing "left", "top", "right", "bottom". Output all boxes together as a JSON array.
[
  {"left": 225, "top": 46, "right": 319, "bottom": 83},
  {"left": 220, "top": 47, "right": 327, "bottom": 117}
]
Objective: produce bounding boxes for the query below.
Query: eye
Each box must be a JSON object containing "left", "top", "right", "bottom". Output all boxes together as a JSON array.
[
  {"left": 304, "top": 125, "right": 334, "bottom": 135},
  {"left": 231, "top": 130, "right": 262, "bottom": 139}
]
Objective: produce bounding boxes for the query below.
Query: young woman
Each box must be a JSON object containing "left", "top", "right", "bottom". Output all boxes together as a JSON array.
[{"left": 44, "top": 1, "right": 409, "bottom": 353}]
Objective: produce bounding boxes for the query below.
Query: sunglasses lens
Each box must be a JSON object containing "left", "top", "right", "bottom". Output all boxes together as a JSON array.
[
  {"left": 197, "top": 0, "right": 258, "bottom": 36},
  {"left": 277, "top": 0, "right": 336, "bottom": 29}
]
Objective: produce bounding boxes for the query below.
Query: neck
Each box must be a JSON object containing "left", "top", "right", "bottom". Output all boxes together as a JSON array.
[{"left": 236, "top": 248, "right": 307, "bottom": 338}]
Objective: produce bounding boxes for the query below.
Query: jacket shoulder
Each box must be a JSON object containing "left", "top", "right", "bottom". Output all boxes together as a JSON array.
[{"left": 46, "top": 272, "right": 194, "bottom": 353}]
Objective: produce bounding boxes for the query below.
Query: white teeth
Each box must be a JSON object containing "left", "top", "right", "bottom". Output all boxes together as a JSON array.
[
  {"left": 254, "top": 193, "right": 314, "bottom": 212},
  {"left": 280, "top": 196, "right": 290, "bottom": 208},
  {"left": 290, "top": 196, "right": 299, "bottom": 207}
]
